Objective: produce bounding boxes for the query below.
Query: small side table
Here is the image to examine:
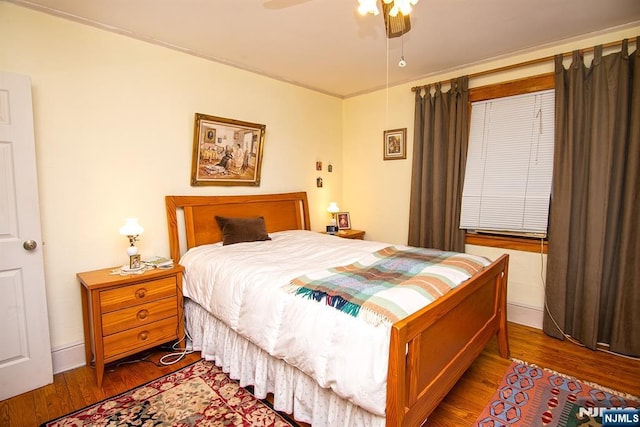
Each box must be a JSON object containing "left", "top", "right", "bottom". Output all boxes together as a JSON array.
[
  {"left": 78, "top": 264, "right": 185, "bottom": 386},
  {"left": 335, "top": 229, "right": 366, "bottom": 240}
]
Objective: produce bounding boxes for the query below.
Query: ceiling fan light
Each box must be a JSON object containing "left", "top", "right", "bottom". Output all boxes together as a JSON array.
[
  {"left": 357, "top": 0, "right": 379, "bottom": 15},
  {"left": 358, "top": 0, "right": 420, "bottom": 17},
  {"left": 393, "top": 0, "right": 413, "bottom": 15}
]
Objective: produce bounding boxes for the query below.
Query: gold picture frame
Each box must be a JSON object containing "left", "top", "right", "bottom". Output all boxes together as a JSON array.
[
  {"left": 383, "top": 128, "right": 407, "bottom": 160},
  {"left": 191, "top": 113, "right": 266, "bottom": 186}
]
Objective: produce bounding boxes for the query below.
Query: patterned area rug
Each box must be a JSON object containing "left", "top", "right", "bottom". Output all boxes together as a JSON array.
[
  {"left": 41, "top": 359, "right": 298, "bottom": 426},
  {"left": 474, "top": 361, "right": 640, "bottom": 427},
  {"left": 475, "top": 360, "right": 640, "bottom": 427}
]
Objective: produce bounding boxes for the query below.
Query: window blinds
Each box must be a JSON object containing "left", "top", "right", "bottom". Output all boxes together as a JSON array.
[{"left": 460, "top": 89, "right": 555, "bottom": 237}]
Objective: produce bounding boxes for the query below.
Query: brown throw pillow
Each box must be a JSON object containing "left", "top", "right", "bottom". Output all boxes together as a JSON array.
[{"left": 215, "top": 216, "right": 272, "bottom": 246}]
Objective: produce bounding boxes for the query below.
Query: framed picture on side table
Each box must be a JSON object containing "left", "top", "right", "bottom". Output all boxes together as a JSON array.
[
  {"left": 129, "top": 254, "right": 141, "bottom": 270},
  {"left": 337, "top": 212, "right": 351, "bottom": 230}
]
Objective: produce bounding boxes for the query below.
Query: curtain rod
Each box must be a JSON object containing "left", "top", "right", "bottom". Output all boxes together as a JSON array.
[{"left": 410, "top": 37, "right": 636, "bottom": 92}]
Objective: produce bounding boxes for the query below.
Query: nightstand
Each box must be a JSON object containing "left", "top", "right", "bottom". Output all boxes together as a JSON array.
[
  {"left": 335, "top": 229, "right": 366, "bottom": 240},
  {"left": 77, "top": 264, "right": 185, "bottom": 386}
]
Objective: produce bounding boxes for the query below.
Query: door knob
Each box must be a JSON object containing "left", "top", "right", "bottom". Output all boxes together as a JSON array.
[{"left": 23, "top": 240, "right": 38, "bottom": 251}]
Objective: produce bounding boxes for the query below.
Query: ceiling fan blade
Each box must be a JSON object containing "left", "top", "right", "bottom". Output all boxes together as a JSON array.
[{"left": 263, "top": 0, "right": 312, "bottom": 9}]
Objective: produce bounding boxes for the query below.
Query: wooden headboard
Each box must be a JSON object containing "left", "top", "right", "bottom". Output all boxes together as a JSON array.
[{"left": 165, "top": 192, "right": 311, "bottom": 262}]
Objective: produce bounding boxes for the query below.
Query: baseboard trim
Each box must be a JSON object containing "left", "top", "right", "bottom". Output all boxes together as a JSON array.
[
  {"left": 507, "top": 301, "right": 543, "bottom": 329},
  {"left": 51, "top": 341, "right": 86, "bottom": 374}
]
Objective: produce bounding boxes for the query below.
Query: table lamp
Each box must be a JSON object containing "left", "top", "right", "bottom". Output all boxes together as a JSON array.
[
  {"left": 119, "top": 218, "right": 144, "bottom": 270},
  {"left": 327, "top": 202, "right": 339, "bottom": 234}
]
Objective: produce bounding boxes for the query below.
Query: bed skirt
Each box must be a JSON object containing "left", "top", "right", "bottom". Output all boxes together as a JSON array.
[{"left": 184, "top": 299, "right": 385, "bottom": 427}]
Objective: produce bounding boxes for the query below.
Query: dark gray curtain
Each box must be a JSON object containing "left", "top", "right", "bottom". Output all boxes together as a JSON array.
[
  {"left": 544, "top": 38, "right": 639, "bottom": 357},
  {"left": 408, "top": 77, "right": 468, "bottom": 252}
]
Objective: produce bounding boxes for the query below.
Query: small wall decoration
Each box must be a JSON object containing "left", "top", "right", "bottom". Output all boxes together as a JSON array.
[
  {"left": 191, "top": 113, "right": 266, "bottom": 186},
  {"left": 383, "top": 128, "right": 407, "bottom": 160},
  {"left": 316, "top": 161, "right": 322, "bottom": 171},
  {"left": 337, "top": 212, "right": 351, "bottom": 230}
]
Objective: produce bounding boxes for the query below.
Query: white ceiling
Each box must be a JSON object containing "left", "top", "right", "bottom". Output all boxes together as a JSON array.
[{"left": 9, "top": 0, "right": 640, "bottom": 98}]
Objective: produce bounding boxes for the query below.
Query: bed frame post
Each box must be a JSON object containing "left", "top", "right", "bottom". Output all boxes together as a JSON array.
[
  {"left": 165, "top": 196, "right": 180, "bottom": 263},
  {"left": 496, "top": 257, "right": 510, "bottom": 358}
]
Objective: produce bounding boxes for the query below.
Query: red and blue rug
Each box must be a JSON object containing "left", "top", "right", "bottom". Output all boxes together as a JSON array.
[
  {"left": 475, "top": 360, "right": 639, "bottom": 427},
  {"left": 41, "top": 359, "right": 298, "bottom": 427}
]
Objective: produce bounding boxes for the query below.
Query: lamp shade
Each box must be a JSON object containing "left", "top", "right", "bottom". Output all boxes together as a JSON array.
[
  {"left": 327, "top": 202, "right": 340, "bottom": 214},
  {"left": 119, "top": 218, "right": 144, "bottom": 236}
]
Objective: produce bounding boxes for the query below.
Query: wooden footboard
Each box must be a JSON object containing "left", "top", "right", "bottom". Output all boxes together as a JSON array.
[{"left": 386, "top": 253, "right": 509, "bottom": 426}]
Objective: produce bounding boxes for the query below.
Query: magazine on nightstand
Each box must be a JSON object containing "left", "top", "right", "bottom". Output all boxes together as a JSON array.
[{"left": 143, "top": 256, "right": 174, "bottom": 269}]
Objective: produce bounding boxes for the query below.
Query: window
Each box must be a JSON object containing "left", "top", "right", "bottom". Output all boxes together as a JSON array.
[{"left": 460, "top": 87, "right": 555, "bottom": 238}]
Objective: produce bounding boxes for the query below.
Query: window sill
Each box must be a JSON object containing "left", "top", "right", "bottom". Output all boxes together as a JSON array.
[{"left": 465, "top": 233, "right": 548, "bottom": 254}]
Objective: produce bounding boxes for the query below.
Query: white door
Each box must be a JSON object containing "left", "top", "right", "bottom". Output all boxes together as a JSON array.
[{"left": 0, "top": 71, "right": 53, "bottom": 400}]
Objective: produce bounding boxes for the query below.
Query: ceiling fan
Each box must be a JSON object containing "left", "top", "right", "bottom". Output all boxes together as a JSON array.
[
  {"left": 381, "top": 2, "right": 411, "bottom": 38},
  {"left": 263, "top": 0, "right": 412, "bottom": 39},
  {"left": 357, "top": 0, "right": 415, "bottom": 38}
]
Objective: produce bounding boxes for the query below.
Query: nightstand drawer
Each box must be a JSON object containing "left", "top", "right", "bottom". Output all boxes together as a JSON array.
[
  {"left": 100, "top": 276, "right": 177, "bottom": 313},
  {"left": 103, "top": 316, "right": 177, "bottom": 360},
  {"left": 101, "top": 296, "right": 178, "bottom": 336}
]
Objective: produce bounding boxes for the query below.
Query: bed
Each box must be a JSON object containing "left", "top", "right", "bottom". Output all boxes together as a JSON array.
[{"left": 165, "top": 191, "right": 509, "bottom": 427}]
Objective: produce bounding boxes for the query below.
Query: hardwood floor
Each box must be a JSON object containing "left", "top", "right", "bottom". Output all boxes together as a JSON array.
[
  {"left": 0, "top": 349, "right": 202, "bottom": 427},
  {"left": 426, "top": 323, "right": 640, "bottom": 426},
  {"left": 1, "top": 323, "right": 638, "bottom": 427}
]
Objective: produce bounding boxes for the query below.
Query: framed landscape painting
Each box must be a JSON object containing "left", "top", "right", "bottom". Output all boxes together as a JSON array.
[{"left": 191, "top": 113, "right": 266, "bottom": 186}]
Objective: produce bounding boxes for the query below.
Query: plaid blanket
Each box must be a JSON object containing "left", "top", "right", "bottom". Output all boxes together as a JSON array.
[{"left": 285, "top": 246, "right": 489, "bottom": 326}]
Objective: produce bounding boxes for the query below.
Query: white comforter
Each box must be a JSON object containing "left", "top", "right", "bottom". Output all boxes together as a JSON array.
[
  {"left": 181, "top": 230, "right": 491, "bottom": 415},
  {"left": 180, "top": 230, "right": 392, "bottom": 415}
]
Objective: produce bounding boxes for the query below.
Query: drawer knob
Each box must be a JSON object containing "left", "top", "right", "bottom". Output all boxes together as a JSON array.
[
  {"left": 135, "top": 288, "right": 147, "bottom": 299},
  {"left": 138, "top": 331, "right": 149, "bottom": 341},
  {"left": 137, "top": 309, "right": 149, "bottom": 320}
]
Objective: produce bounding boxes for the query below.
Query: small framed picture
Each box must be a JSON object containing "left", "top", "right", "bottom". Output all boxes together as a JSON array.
[
  {"left": 129, "top": 254, "right": 141, "bottom": 270},
  {"left": 337, "top": 212, "right": 351, "bottom": 230},
  {"left": 383, "top": 128, "right": 407, "bottom": 160}
]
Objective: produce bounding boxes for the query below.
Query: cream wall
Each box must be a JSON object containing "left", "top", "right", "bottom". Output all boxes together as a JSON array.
[
  {"left": 343, "top": 24, "right": 640, "bottom": 327},
  {"left": 1, "top": 2, "right": 343, "bottom": 369},
  {"left": 2, "top": 1, "right": 639, "bottom": 372}
]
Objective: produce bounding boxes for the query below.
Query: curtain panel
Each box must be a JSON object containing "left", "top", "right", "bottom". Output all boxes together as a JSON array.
[
  {"left": 408, "top": 77, "right": 469, "bottom": 252},
  {"left": 544, "top": 38, "right": 639, "bottom": 357}
]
